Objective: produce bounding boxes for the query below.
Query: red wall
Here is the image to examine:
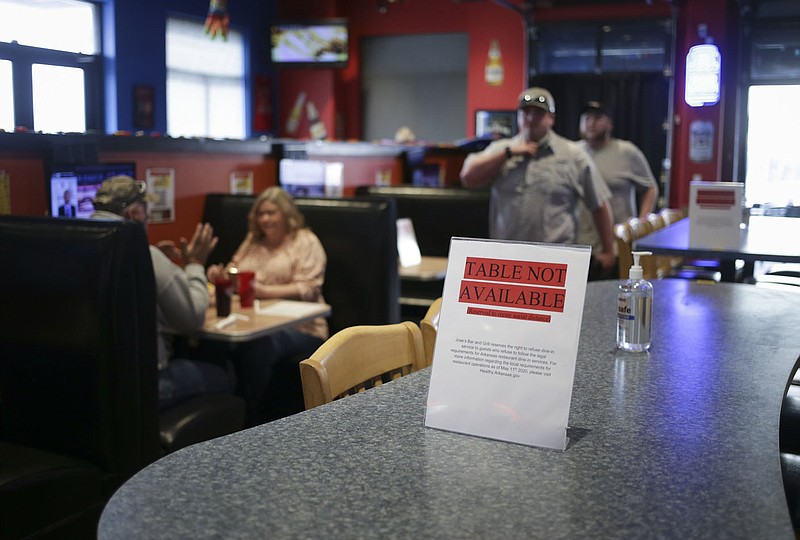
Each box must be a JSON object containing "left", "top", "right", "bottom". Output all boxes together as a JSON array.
[
  {"left": 276, "top": 0, "right": 340, "bottom": 140},
  {"left": 275, "top": 0, "right": 526, "bottom": 141},
  {"left": 670, "top": 0, "right": 731, "bottom": 209},
  {"left": 2, "top": 1, "right": 735, "bottom": 227},
  {"left": 276, "top": 0, "right": 676, "bottom": 142},
  {"left": 277, "top": 70, "right": 338, "bottom": 140},
  {"left": 341, "top": 0, "right": 526, "bottom": 141},
  {"left": 0, "top": 149, "right": 276, "bottom": 246},
  {"left": 276, "top": 0, "right": 734, "bottom": 209},
  {"left": 0, "top": 153, "right": 47, "bottom": 216},
  {"left": 98, "top": 152, "right": 276, "bottom": 245}
]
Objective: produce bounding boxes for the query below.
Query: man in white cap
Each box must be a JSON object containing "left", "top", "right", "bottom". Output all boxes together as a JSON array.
[
  {"left": 92, "top": 175, "right": 232, "bottom": 409},
  {"left": 460, "top": 87, "right": 616, "bottom": 274}
]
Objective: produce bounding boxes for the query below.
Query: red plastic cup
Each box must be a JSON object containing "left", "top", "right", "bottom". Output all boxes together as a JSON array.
[
  {"left": 214, "top": 278, "right": 233, "bottom": 317},
  {"left": 237, "top": 271, "right": 256, "bottom": 308}
]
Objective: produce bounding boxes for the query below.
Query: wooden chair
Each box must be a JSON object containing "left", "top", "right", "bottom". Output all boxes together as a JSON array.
[
  {"left": 660, "top": 207, "right": 685, "bottom": 225},
  {"left": 615, "top": 218, "right": 659, "bottom": 279},
  {"left": 620, "top": 213, "right": 720, "bottom": 282},
  {"left": 645, "top": 212, "right": 689, "bottom": 278},
  {"left": 420, "top": 297, "right": 442, "bottom": 367},
  {"left": 647, "top": 212, "right": 665, "bottom": 231},
  {"left": 614, "top": 221, "right": 634, "bottom": 280},
  {"left": 628, "top": 216, "right": 654, "bottom": 239},
  {"left": 299, "top": 321, "right": 426, "bottom": 410}
]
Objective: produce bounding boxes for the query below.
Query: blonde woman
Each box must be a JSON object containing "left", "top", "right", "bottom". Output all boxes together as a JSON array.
[{"left": 207, "top": 187, "right": 327, "bottom": 424}]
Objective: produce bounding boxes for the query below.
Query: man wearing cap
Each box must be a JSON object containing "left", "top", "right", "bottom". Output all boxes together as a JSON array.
[
  {"left": 460, "top": 87, "right": 616, "bottom": 273},
  {"left": 576, "top": 100, "right": 659, "bottom": 267},
  {"left": 91, "top": 175, "right": 232, "bottom": 409}
]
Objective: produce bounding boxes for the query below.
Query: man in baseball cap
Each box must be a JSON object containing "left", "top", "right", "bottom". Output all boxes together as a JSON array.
[
  {"left": 460, "top": 86, "right": 616, "bottom": 276},
  {"left": 576, "top": 99, "right": 659, "bottom": 279},
  {"left": 91, "top": 175, "right": 232, "bottom": 410},
  {"left": 92, "top": 175, "right": 158, "bottom": 221},
  {"left": 518, "top": 87, "right": 556, "bottom": 113},
  {"left": 580, "top": 100, "right": 611, "bottom": 117}
]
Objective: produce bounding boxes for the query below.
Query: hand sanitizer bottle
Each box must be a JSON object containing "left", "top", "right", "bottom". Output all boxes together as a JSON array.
[{"left": 617, "top": 251, "right": 653, "bottom": 352}]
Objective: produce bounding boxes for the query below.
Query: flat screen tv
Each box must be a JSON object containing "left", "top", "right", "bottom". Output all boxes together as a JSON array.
[
  {"left": 270, "top": 19, "right": 348, "bottom": 67},
  {"left": 48, "top": 162, "right": 136, "bottom": 218}
]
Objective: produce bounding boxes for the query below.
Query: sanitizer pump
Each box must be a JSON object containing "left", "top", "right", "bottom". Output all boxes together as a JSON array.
[{"left": 616, "top": 251, "right": 653, "bottom": 352}]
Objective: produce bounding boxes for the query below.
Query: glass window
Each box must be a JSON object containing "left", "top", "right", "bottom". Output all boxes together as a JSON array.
[
  {"left": 0, "top": 60, "right": 13, "bottom": 131},
  {"left": 208, "top": 79, "right": 246, "bottom": 139},
  {"left": 537, "top": 23, "right": 597, "bottom": 74},
  {"left": 600, "top": 20, "right": 669, "bottom": 73},
  {"left": 32, "top": 63, "right": 86, "bottom": 133},
  {"left": 536, "top": 18, "right": 670, "bottom": 75},
  {"left": 167, "top": 73, "right": 206, "bottom": 138},
  {"left": 0, "top": 0, "right": 100, "bottom": 132},
  {"left": 166, "top": 17, "right": 246, "bottom": 139},
  {"left": 745, "top": 85, "right": 800, "bottom": 206},
  {"left": 756, "top": 0, "right": 800, "bottom": 18},
  {"left": 750, "top": 22, "right": 800, "bottom": 80},
  {"left": 0, "top": 0, "right": 97, "bottom": 54}
]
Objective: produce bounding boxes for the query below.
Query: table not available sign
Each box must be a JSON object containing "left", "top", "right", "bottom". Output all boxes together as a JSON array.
[
  {"left": 688, "top": 180, "right": 743, "bottom": 250},
  {"left": 425, "top": 237, "right": 591, "bottom": 450}
]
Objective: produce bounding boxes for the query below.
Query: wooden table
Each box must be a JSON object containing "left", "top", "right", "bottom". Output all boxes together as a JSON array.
[
  {"left": 398, "top": 255, "right": 449, "bottom": 281},
  {"left": 635, "top": 216, "right": 800, "bottom": 281},
  {"left": 196, "top": 297, "right": 331, "bottom": 343},
  {"left": 99, "top": 280, "right": 800, "bottom": 539},
  {"left": 398, "top": 255, "right": 449, "bottom": 311}
]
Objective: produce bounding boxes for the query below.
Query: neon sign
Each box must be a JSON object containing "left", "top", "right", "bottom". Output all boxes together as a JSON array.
[{"left": 685, "top": 44, "right": 721, "bottom": 107}]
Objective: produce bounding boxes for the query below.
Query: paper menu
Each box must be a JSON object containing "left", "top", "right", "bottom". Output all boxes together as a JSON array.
[
  {"left": 397, "top": 218, "right": 422, "bottom": 267},
  {"left": 254, "top": 300, "right": 324, "bottom": 318},
  {"left": 424, "top": 238, "right": 592, "bottom": 450}
]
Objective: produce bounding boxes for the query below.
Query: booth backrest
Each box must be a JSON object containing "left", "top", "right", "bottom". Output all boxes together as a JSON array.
[
  {"left": 202, "top": 194, "right": 400, "bottom": 334},
  {"left": 0, "top": 216, "right": 161, "bottom": 486},
  {"left": 202, "top": 194, "right": 258, "bottom": 268},
  {"left": 355, "top": 186, "right": 490, "bottom": 257}
]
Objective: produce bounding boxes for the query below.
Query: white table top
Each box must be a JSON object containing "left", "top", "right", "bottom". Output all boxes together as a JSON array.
[
  {"left": 398, "top": 255, "right": 449, "bottom": 281},
  {"left": 196, "top": 297, "right": 331, "bottom": 343}
]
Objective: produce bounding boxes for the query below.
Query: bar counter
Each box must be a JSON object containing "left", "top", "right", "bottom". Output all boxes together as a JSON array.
[{"left": 99, "top": 280, "right": 799, "bottom": 539}]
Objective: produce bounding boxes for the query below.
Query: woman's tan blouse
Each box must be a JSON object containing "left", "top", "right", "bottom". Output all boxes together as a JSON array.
[{"left": 231, "top": 228, "right": 328, "bottom": 340}]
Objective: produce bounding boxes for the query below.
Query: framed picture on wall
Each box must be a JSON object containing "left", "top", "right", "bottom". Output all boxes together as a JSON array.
[
  {"left": 133, "top": 85, "right": 154, "bottom": 130},
  {"left": 475, "top": 109, "right": 517, "bottom": 139}
]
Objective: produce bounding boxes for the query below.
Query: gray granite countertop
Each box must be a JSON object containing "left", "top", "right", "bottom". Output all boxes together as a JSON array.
[{"left": 99, "top": 280, "right": 800, "bottom": 539}]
